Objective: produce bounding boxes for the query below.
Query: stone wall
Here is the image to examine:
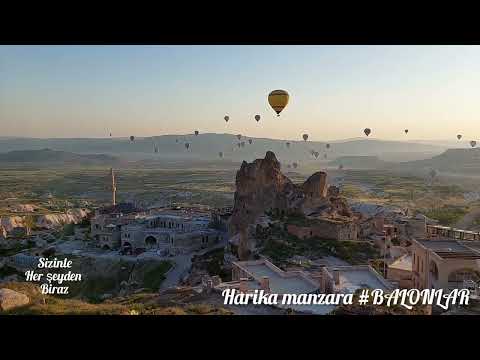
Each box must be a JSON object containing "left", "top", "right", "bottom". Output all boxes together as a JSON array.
[{"left": 287, "top": 219, "right": 358, "bottom": 241}]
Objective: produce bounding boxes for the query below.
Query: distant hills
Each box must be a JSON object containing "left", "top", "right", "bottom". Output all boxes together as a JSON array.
[
  {"left": 329, "top": 148, "right": 480, "bottom": 176},
  {"left": 0, "top": 148, "right": 120, "bottom": 166},
  {"left": 0, "top": 134, "right": 450, "bottom": 162},
  {"left": 395, "top": 148, "right": 480, "bottom": 175},
  {"left": 2, "top": 135, "right": 480, "bottom": 175},
  {"left": 329, "top": 156, "right": 389, "bottom": 169}
]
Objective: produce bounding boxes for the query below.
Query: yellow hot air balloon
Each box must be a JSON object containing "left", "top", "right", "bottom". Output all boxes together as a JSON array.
[{"left": 268, "top": 89, "right": 289, "bottom": 116}]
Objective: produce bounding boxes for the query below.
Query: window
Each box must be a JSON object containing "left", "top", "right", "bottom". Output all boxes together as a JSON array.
[{"left": 429, "top": 261, "right": 439, "bottom": 281}]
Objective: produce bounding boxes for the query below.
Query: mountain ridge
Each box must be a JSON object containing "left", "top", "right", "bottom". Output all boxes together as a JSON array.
[{"left": 0, "top": 134, "right": 449, "bottom": 163}]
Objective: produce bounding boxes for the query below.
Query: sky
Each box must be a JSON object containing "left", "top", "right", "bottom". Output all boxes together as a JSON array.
[{"left": 1, "top": 45, "right": 480, "bottom": 141}]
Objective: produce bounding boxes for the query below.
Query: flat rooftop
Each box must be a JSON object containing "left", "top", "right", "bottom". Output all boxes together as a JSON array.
[
  {"left": 333, "top": 267, "right": 392, "bottom": 293},
  {"left": 418, "top": 240, "right": 480, "bottom": 259},
  {"left": 388, "top": 254, "right": 412, "bottom": 272},
  {"left": 236, "top": 262, "right": 318, "bottom": 295}
]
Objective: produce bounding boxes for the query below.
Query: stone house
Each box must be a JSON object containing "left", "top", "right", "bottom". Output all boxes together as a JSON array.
[{"left": 410, "top": 238, "right": 480, "bottom": 291}]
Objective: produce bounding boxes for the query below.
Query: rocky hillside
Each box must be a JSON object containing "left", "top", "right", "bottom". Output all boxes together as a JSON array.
[
  {"left": 328, "top": 148, "right": 480, "bottom": 176},
  {"left": 0, "top": 208, "right": 90, "bottom": 233},
  {"left": 395, "top": 148, "right": 480, "bottom": 174}
]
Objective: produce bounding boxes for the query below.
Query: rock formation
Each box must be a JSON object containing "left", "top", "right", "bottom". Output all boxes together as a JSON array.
[
  {"left": 0, "top": 288, "right": 30, "bottom": 311},
  {"left": 229, "top": 151, "right": 355, "bottom": 259},
  {"left": 0, "top": 208, "right": 90, "bottom": 235}
]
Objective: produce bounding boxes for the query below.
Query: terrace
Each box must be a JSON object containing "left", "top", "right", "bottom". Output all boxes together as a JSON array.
[
  {"left": 418, "top": 240, "right": 480, "bottom": 260},
  {"left": 325, "top": 265, "right": 394, "bottom": 294},
  {"left": 232, "top": 259, "right": 319, "bottom": 295}
]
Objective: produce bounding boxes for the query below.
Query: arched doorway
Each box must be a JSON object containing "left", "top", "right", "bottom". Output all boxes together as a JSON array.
[
  {"left": 145, "top": 235, "right": 157, "bottom": 248},
  {"left": 429, "top": 260, "right": 439, "bottom": 284},
  {"left": 123, "top": 242, "right": 132, "bottom": 254}
]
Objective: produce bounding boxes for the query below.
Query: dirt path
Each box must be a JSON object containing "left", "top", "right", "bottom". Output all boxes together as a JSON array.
[{"left": 159, "top": 253, "right": 193, "bottom": 290}]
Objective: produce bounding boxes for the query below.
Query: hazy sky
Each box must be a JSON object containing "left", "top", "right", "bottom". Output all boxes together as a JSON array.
[{"left": 1, "top": 45, "right": 480, "bottom": 141}]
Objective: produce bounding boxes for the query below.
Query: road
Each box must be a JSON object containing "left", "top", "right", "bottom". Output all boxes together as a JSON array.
[
  {"left": 54, "top": 234, "right": 228, "bottom": 291},
  {"left": 159, "top": 253, "right": 193, "bottom": 290},
  {"left": 160, "top": 236, "right": 228, "bottom": 290}
]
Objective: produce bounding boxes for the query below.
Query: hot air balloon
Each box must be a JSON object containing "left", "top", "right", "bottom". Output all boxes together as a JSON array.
[
  {"left": 314, "top": 151, "right": 319, "bottom": 159},
  {"left": 268, "top": 89, "right": 289, "bottom": 116},
  {"left": 237, "top": 134, "right": 242, "bottom": 141},
  {"left": 219, "top": 152, "right": 223, "bottom": 158},
  {"left": 286, "top": 142, "right": 291, "bottom": 148},
  {"left": 130, "top": 136, "right": 135, "bottom": 142},
  {"left": 224, "top": 115, "right": 229, "bottom": 123},
  {"left": 255, "top": 114, "right": 261, "bottom": 122},
  {"left": 404, "top": 129, "right": 409, "bottom": 134},
  {"left": 364, "top": 128, "right": 371, "bottom": 137},
  {"left": 194, "top": 130, "right": 199, "bottom": 136},
  {"left": 185, "top": 143, "right": 190, "bottom": 150},
  {"left": 470, "top": 140, "right": 477, "bottom": 148},
  {"left": 326, "top": 143, "right": 330, "bottom": 149},
  {"left": 457, "top": 134, "right": 462, "bottom": 140},
  {"left": 302, "top": 134, "right": 308, "bottom": 141},
  {"left": 248, "top": 139, "right": 253, "bottom": 145}
]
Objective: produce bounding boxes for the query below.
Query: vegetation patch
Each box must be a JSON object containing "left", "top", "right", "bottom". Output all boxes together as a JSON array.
[
  {"left": 142, "top": 261, "right": 173, "bottom": 291},
  {"left": 422, "top": 206, "right": 469, "bottom": 226},
  {"left": 261, "top": 225, "right": 379, "bottom": 266},
  {"left": 1, "top": 282, "right": 232, "bottom": 315},
  {"left": 191, "top": 248, "right": 231, "bottom": 281}
]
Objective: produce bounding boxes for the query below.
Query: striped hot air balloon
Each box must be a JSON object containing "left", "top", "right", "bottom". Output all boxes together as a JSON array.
[{"left": 268, "top": 90, "right": 289, "bottom": 116}]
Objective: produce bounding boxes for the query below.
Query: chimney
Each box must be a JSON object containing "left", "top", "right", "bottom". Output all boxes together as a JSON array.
[
  {"left": 239, "top": 278, "right": 249, "bottom": 293},
  {"left": 260, "top": 276, "right": 270, "bottom": 293},
  {"left": 110, "top": 168, "right": 117, "bottom": 206},
  {"left": 332, "top": 269, "right": 340, "bottom": 286}
]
